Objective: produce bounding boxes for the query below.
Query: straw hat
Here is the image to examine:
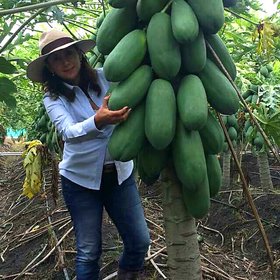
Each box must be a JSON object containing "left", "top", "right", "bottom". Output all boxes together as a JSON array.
[{"left": 27, "top": 29, "right": 95, "bottom": 82}]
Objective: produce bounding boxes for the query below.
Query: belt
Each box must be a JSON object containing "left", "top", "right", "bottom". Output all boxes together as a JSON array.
[{"left": 103, "top": 163, "right": 116, "bottom": 174}]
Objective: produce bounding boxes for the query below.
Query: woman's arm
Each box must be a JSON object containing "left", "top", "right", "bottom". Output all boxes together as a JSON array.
[
  {"left": 44, "top": 94, "right": 131, "bottom": 142},
  {"left": 44, "top": 95, "right": 102, "bottom": 142}
]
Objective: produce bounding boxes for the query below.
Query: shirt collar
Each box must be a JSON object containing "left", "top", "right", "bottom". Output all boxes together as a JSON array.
[
  {"left": 63, "top": 81, "right": 91, "bottom": 92},
  {"left": 63, "top": 81, "right": 78, "bottom": 91}
]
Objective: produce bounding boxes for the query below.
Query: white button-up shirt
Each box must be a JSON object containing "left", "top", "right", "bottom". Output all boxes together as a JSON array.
[{"left": 43, "top": 68, "right": 133, "bottom": 190}]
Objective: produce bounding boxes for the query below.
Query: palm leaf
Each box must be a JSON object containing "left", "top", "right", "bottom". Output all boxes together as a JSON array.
[{"left": 253, "top": 105, "right": 280, "bottom": 146}]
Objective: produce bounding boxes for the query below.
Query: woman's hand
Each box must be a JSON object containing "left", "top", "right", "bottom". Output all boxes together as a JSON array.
[{"left": 94, "top": 95, "right": 131, "bottom": 129}]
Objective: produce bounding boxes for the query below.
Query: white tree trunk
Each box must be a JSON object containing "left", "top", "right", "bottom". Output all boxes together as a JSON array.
[
  {"left": 222, "top": 151, "right": 231, "bottom": 188},
  {"left": 257, "top": 152, "right": 273, "bottom": 190},
  {"left": 161, "top": 167, "right": 202, "bottom": 280}
]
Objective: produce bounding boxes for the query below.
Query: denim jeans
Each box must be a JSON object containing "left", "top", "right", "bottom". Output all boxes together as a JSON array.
[{"left": 61, "top": 171, "right": 150, "bottom": 280}]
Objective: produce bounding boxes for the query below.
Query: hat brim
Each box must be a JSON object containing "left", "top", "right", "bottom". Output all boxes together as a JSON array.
[{"left": 27, "top": 39, "right": 95, "bottom": 83}]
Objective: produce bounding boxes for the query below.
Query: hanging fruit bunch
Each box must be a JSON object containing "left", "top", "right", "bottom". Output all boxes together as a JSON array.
[
  {"left": 222, "top": 114, "right": 239, "bottom": 152},
  {"left": 259, "top": 65, "right": 272, "bottom": 79},
  {"left": 96, "top": 0, "right": 240, "bottom": 219},
  {"left": 242, "top": 83, "right": 260, "bottom": 106},
  {"left": 31, "top": 103, "right": 62, "bottom": 156},
  {"left": 241, "top": 62, "right": 277, "bottom": 151},
  {"left": 243, "top": 117, "right": 266, "bottom": 153}
]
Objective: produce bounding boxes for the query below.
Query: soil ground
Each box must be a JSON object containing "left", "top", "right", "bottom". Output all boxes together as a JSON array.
[{"left": 0, "top": 143, "right": 279, "bottom": 280}]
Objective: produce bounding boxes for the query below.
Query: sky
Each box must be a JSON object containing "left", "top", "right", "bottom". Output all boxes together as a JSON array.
[{"left": 258, "top": 0, "right": 278, "bottom": 15}]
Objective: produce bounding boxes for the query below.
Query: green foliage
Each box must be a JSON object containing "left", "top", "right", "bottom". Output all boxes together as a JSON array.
[
  {"left": 0, "top": 77, "right": 17, "bottom": 94},
  {"left": 253, "top": 104, "right": 280, "bottom": 146},
  {"left": 0, "top": 56, "right": 17, "bottom": 108},
  {"left": 0, "top": 57, "right": 17, "bottom": 74}
]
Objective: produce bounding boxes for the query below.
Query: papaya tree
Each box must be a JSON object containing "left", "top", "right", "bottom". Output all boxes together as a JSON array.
[
  {"left": 98, "top": 0, "right": 242, "bottom": 278},
  {"left": 241, "top": 61, "right": 280, "bottom": 190}
]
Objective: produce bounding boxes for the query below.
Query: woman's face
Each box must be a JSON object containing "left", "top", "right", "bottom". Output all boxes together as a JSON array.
[{"left": 47, "top": 46, "right": 81, "bottom": 85}]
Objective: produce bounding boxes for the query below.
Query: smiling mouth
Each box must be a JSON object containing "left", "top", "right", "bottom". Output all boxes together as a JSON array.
[{"left": 64, "top": 67, "right": 74, "bottom": 73}]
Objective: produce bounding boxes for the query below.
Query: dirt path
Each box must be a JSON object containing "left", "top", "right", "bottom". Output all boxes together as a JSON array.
[{"left": 0, "top": 145, "right": 279, "bottom": 279}]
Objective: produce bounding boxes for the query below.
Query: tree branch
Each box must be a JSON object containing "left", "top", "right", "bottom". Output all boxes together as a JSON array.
[
  {"left": 0, "top": 0, "right": 79, "bottom": 16},
  {"left": 0, "top": 8, "right": 47, "bottom": 54},
  {"left": 224, "top": 8, "right": 258, "bottom": 25}
]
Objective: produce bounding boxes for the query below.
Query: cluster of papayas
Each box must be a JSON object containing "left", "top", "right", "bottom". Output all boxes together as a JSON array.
[
  {"left": 222, "top": 114, "right": 239, "bottom": 152},
  {"left": 242, "top": 83, "right": 260, "bottom": 105},
  {"left": 96, "top": 0, "right": 238, "bottom": 219},
  {"left": 259, "top": 64, "right": 273, "bottom": 79},
  {"left": 33, "top": 103, "right": 62, "bottom": 155},
  {"left": 244, "top": 118, "right": 265, "bottom": 152}
]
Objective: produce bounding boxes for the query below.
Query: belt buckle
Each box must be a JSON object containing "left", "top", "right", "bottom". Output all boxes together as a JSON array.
[{"left": 103, "top": 163, "right": 115, "bottom": 174}]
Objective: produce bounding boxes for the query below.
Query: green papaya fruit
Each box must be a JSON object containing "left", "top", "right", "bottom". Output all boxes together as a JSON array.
[
  {"left": 173, "top": 121, "right": 208, "bottom": 192},
  {"left": 136, "top": 0, "right": 169, "bottom": 22},
  {"left": 199, "top": 110, "right": 225, "bottom": 154},
  {"left": 187, "top": 0, "right": 225, "bottom": 34},
  {"left": 108, "top": 102, "right": 145, "bottom": 162},
  {"left": 104, "top": 29, "right": 147, "bottom": 82},
  {"left": 147, "top": 12, "right": 181, "bottom": 80},
  {"left": 109, "top": 0, "right": 137, "bottom": 8},
  {"left": 171, "top": 0, "right": 199, "bottom": 43},
  {"left": 177, "top": 75, "right": 208, "bottom": 130},
  {"left": 96, "top": 7, "right": 137, "bottom": 55},
  {"left": 260, "top": 66, "right": 269, "bottom": 78},
  {"left": 108, "top": 65, "right": 153, "bottom": 110},
  {"left": 206, "top": 154, "right": 222, "bottom": 197},
  {"left": 181, "top": 29, "right": 206, "bottom": 74},
  {"left": 145, "top": 79, "right": 176, "bottom": 150},
  {"left": 183, "top": 175, "right": 210, "bottom": 219},
  {"left": 199, "top": 59, "right": 239, "bottom": 115},
  {"left": 205, "top": 33, "right": 237, "bottom": 80}
]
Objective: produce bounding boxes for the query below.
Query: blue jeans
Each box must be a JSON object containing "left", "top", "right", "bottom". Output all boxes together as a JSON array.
[{"left": 61, "top": 171, "right": 150, "bottom": 280}]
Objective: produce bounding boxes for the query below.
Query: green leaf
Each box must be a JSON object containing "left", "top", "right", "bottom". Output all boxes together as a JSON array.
[
  {"left": 253, "top": 106, "right": 280, "bottom": 146},
  {"left": 0, "top": 57, "right": 17, "bottom": 74},
  {"left": 0, "top": 77, "right": 17, "bottom": 94},
  {"left": 0, "top": 92, "right": 17, "bottom": 108},
  {"left": 264, "top": 111, "right": 280, "bottom": 146}
]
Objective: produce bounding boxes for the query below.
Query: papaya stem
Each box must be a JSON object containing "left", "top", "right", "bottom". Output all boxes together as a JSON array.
[
  {"left": 63, "top": 18, "right": 95, "bottom": 34},
  {"left": 224, "top": 8, "right": 258, "bottom": 26},
  {"left": 0, "top": 0, "right": 78, "bottom": 16},
  {"left": 99, "top": 0, "right": 107, "bottom": 19},
  {"left": 0, "top": 8, "right": 47, "bottom": 54},
  {"left": 92, "top": 54, "right": 103, "bottom": 68},
  {"left": 161, "top": 0, "right": 173, "bottom": 13}
]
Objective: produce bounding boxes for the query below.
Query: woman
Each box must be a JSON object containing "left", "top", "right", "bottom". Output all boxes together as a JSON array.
[{"left": 27, "top": 29, "right": 150, "bottom": 280}]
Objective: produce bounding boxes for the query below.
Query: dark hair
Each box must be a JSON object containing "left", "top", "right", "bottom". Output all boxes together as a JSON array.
[{"left": 42, "top": 48, "right": 101, "bottom": 102}]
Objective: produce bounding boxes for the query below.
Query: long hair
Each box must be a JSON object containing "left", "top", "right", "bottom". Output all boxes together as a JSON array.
[{"left": 42, "top": 49, "right": 101, "bottom": 102}]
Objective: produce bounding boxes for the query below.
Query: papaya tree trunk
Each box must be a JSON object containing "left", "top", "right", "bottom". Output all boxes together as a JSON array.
[
  {"left": 222, "top": 150, "right": 231, "bottom": 188},
  {"left": 235, "top": 144, "right": 243, "bottom": 183},
  {"left": 161, "top": 167, "right": 202, "bottom": 280},
  {"left": 257, "top": 152, "right": 273, "bottom": 190}
]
